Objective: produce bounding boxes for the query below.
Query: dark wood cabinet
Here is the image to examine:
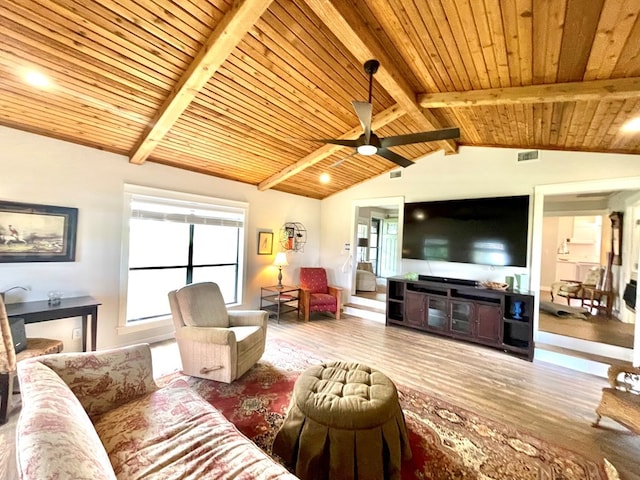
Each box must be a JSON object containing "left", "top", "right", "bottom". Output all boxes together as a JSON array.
[
  {"left": 404, "top": 291, "right": 426, "bottom": 327},
  {"left": 386, "top": 276, "right": 534, "bottom": 360},
  {"left": 475, "top": 304, "right": 501, "bottom": 343}
]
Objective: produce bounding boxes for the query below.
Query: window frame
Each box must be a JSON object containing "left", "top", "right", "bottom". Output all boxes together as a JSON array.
[{"left": 117, "top": 184, "right": 248, "bottom": 334}]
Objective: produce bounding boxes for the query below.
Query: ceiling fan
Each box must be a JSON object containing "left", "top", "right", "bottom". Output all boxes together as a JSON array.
[{"left": 319, "top": 59, "right": 460, "bottom": 168}]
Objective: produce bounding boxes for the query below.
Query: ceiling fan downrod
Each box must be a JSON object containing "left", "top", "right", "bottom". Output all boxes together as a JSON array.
[{"left": 363, "top": 59, "right": 379, "bottom": 104}]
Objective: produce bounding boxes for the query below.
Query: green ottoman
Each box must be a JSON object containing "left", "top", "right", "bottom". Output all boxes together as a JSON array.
[{"left": 273, "top": 361, "right": 412, "bottom": 480}]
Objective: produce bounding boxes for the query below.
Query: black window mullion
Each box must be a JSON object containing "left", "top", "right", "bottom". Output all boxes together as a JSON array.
[{"left": 186, "top": 224, "right": 195, "bottom": 284}]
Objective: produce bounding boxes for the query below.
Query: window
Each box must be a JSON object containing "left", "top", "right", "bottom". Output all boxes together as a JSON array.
[{"left": 121, "top": 185, "right": 247, "bottom": 327}]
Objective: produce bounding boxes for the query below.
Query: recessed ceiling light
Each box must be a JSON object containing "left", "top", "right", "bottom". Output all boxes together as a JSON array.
[
  {"left": 621, "top": 117, "right": 640, "bottom": 133},
  {"left": 319, "top": 173, "right": 331, "bottom": 184},
  {"left": 23, "top": 70, "right": 51, "bottom": 89}
]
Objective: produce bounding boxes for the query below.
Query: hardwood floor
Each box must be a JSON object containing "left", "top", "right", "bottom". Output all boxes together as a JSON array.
[
  {"left": 266, "top": 312, "right": 639, "bottom": 479},
  {"left": 2, "top": 312, "right": 638, "bottom": 479},
  {"left": 538, "top": 290, "right": 635, "bottom": 349}
]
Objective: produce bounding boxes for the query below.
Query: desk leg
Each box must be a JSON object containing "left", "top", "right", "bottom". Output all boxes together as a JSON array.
[
  {"left": 81, "top": 315, "right": 88, "bottom": 352},
  {"left": 91, "top": 308, "right": 98, "bottom": 351}
]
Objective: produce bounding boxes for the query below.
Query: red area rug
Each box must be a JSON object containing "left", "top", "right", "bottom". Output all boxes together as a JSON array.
[{"left": 158, "top": 339, "right": 618, "bottom": 480}]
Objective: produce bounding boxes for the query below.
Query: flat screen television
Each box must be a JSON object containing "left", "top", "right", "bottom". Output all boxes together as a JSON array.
[{"left": 402, "top": 195, "right": 530, "bottom": 267}]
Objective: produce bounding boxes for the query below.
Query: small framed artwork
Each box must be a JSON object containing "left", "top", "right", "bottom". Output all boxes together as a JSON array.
[
  {"left": 258, "top": 231, "right": 273, "bottom": 255},
  {"left": 0, "top": 201, "right": 78, "bottom": 263}
]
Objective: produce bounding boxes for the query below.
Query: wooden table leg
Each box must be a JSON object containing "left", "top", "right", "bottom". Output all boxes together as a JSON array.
[{"left": 81, "top": 315, "right": 88, "bottom": 352}]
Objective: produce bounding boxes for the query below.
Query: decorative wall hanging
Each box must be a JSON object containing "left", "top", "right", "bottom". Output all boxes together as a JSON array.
[
  {"left": 279, "top": 222, "right": 307, "bottom": 252},
  {"left": 257, "top": 231, "right": 273, "bottom": 255},
  {"left": 609, "top": 211, "right": 623, "bottom": 266},
  {"left": 0, "top": 201, "right": 78, "bottom": 263}
]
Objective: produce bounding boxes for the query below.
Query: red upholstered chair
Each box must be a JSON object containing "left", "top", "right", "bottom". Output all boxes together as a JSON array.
[{"left": 299, "top": 268, "right": 341, "bottom": 321}]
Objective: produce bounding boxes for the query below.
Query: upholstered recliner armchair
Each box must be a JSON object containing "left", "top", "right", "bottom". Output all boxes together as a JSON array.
[
  {"left": 356, "top": 262, "right": 377, "bottom": 292},
  {"left": 168, "top": 282, "right": 268, "bottom": 383},
  {"left": 299, "top": 267, "right": 341, "bottom": 321},
  {"left": 1, "top": 296, "right": 63, "bottom": 424}
]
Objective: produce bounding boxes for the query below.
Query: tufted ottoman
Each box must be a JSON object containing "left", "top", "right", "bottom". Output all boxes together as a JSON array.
[{"left": 273, "top": 361, "right": 411, "bottom": 480}]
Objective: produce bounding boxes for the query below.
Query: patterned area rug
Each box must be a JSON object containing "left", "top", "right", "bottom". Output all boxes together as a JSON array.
[{"left": 158, "top": 339, "right": 617, "bottom": 480}]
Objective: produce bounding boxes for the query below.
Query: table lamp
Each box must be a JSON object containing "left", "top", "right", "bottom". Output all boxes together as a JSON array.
[
  {"left": 273, "top": 252, "right": 288, "bottom": 288},
  {"left": 357, "top": 237, "right": 369, "bottom": 262}
]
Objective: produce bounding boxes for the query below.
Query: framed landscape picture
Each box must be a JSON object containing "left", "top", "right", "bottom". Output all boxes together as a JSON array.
[{"left": 0, "top": 201, "right": 78, "bottom": 263}]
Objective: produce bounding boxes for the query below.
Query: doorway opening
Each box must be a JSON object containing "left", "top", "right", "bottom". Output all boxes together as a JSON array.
[
  {"left": 532, "top": 179, "right": 640, "bottom": 368},
  {"left": 351, "top": 197, "right": 403, "bottom": 303}
]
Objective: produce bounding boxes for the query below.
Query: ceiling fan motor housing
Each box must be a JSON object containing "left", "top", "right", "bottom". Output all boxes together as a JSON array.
[{"left": 364, "top": 59, "right": 380, "bottom": 75}]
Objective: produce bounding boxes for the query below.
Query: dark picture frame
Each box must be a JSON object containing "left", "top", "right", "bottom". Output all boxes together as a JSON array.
[
  {"left": 257, "top": 231, "right": 273, "bottom": 255},
  {"left": 0, "top": 201, "right": 78, "bottom": 263}
]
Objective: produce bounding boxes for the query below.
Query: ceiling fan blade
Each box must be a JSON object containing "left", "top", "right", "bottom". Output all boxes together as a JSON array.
[
  {"left": 352, "top": 101, "right": 372, "bottom": 143},
  {"left": 380, "top": 127, "right": 460, "bottom": 148},
  {"left": 331, "top": 151, "right": 358, "bottom": 168},
  {"left": 302, "top": 138, "right": 360, "bottom": 148},
  {"left": 376, "top": 148, "right": 414, "bottom": 168}
]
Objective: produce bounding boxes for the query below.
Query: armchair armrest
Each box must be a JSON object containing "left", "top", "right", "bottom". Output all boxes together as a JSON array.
[
  {"left": 229, "top": 310, "right": 268, "bottom": 328},
  {"left": 37, "top": 343, "right": 157, "bottom": 417},
  {"left": 328, "top": 285, "right": 342, "bottom": 297}
]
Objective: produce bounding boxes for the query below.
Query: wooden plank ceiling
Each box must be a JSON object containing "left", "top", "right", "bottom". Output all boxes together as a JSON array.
[{"left": 1, "top": 0, "right": 640, "bottom": 200}]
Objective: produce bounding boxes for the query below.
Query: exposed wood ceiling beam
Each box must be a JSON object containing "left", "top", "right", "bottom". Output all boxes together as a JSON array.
[
  {"left": 418, "top": 77, "right": 640, "bottom": 108},
  {"left": 129, "top": 0, "right": 274, "bottom": 165},
  {"left": 303, "top": 0, "right": 457, "bottom": 155},
  {"left": 258, "top": 105, "right": 405, "bottom": 191}
]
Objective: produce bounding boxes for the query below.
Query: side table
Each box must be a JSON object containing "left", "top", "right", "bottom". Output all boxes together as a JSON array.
[{"left": 260, "top": 285, "right": 299, "bottom": 323}]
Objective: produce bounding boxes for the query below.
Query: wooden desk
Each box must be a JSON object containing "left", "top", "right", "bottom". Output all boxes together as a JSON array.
[{"left": 5, "top": 296, "right": 101, "bottom": 351}]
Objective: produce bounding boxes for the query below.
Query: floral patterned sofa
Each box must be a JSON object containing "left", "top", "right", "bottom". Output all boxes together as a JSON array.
[{"left": 16, "top": 343, "right": 298, "bottom": 480}]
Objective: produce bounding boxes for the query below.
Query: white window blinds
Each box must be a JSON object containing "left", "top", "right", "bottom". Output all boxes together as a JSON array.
[{"left": 129, "top": 195, "right": 244, "bottom": 227}]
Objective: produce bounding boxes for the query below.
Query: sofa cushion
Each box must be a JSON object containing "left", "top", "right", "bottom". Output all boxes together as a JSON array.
[
  {"left": 38, "top": 344, "right": 158, "bottom": 417},
  {"left": 16, "top": 360, "right": 116, "bottom": 480},
  {"left": 93, "top": 379, "right": 297, "bottom": 480},
  {"left": 232, "top": 326, "right": 263, "bottom": 355},
  {"left": 309, "top": 293, "right": 337, "bottom": 307}
]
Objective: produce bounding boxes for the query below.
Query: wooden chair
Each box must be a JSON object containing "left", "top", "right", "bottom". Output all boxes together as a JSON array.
[
  {"left": 1, "top": 296, "right": 63, "bottom": 424},
  {"left": 299, "top": 267, "right": 341, "bottom": 321},
  {"left": 550, "top": 266, "right": 603, "bottom": 307},
  {"left": 593, "top": 364, "right": 640, "bottom": 434}
]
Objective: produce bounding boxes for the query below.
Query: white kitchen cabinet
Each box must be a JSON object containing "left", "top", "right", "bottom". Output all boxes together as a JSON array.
[
  {"left": 556, "top": 261, "right": 578, "bottom": 281},
  {"left": 570, "top": 216, "right": 602, "bottom": 244}
]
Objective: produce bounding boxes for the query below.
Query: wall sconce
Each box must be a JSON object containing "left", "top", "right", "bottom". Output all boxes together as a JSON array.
[{"left": 273, "top": 252, "right": 288, "bottom": 288}]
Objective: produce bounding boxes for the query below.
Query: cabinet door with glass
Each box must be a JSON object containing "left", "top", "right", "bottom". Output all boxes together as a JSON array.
[
  {"left": 425, "top": 295, "right": 448, "bottom": 332},
  {"left": 449, "top": 299, "right": 474, "bottom": 337}
]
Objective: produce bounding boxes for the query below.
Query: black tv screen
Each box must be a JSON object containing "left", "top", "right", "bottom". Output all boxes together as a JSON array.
[{"left": 402, "top": 195, "right": 530, "bottom": 267}]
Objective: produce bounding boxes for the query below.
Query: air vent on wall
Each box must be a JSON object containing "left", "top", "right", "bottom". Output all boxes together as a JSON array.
[
  {"left": 517, "top": 150, "right": 539, "bottom": 162},
  {"left": 390, "top": 170, "right": 402, "bottom": 179}
]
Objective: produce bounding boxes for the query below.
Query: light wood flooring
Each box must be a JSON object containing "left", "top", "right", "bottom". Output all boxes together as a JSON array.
[
  {"left": 2, "top": 313, "right": 639, "bottom": 480},
  {"left": 537, "top": 291, "right": 635, "bottom": 349}
]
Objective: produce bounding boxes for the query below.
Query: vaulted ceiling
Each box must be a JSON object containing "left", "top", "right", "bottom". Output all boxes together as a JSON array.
[{"left": 1, "top": 0, "right": 640, "bottom": 199}]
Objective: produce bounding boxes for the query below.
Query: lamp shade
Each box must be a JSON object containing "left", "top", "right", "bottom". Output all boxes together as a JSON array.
[
  {"left": 357, "top": 237, "right": 369, "bottom": 248},
  {"left": 273, "top": 252, "right": 288, "bottom": 267}
]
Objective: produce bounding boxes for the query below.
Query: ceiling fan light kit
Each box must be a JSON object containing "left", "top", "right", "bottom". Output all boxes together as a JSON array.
[
  {"left": 317, "top": 59, "right": 460, "bottom": 168},
  {"left": 357, "top": 144, "right": 378, "bottom": 156}
]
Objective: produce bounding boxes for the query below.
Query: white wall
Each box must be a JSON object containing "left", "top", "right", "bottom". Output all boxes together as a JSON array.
[
  {"left": 0, "top": 126, "right": 320, "bottom": 351},
  {"left": 320, "top": 146, "right": 640, "bottom": 295}
]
